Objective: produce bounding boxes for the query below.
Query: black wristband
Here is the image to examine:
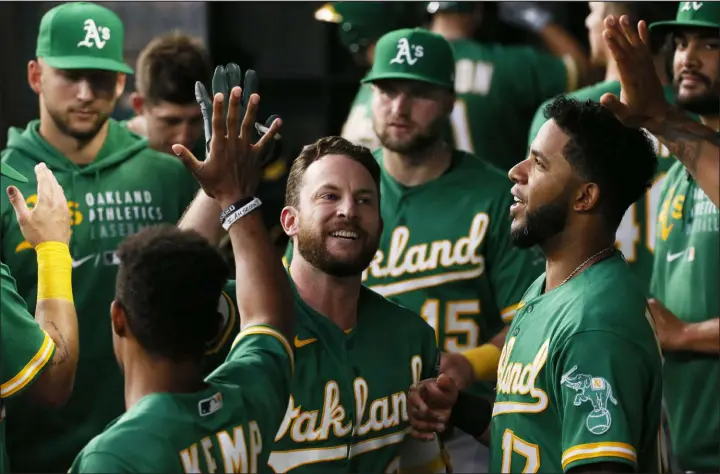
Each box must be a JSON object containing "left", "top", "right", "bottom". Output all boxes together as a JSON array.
[
  {"left": 449, "top": 390, "right": 492, "bottom": 438},
  {"left": 219, "top": 197, "right": 254, "bottom": 223}
]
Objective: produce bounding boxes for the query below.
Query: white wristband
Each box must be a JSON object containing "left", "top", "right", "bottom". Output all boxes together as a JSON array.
[{"left": 221, "top": 197, "right": 262, "bottom": 231}]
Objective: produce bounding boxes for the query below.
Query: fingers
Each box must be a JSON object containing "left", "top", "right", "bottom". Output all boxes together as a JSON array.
[
  {"left": 638, "top": 20, "right": 651, "bottom": 46},
  {"left": 436, "top": 373, "right": 457, "bottom": 393},
  {"left": 240, "top": 94, "right": 260, "bottom": 146},
  {"left": 212, "top": 65, "right": 230, "bottom": 120},
  {"left": 255, "top": 116, "right": 283, "bottom": 152},
  {"left": 46, "top": 167, "right": 68, "bottom": 208},
  {"left": 6, "top": 185, "right": 29, "bottom": 224},
  {"left": 212, "top": 93, "right": 226, "bottom": 144},
  {"left": 619, "top": 14, "right": 641, "bottom": 48},
  {"left": 599, "top": 93, "right": 631, "bottom": 123},
  {"left": 226, "top": 87, "right": 242, "bottom": 139},
  {"left": 410, "top": 429, "right": 436, "bottom": 442},
  {"left": 35, "top": 162, "right": 52, "bottom": 205},
  {"left": 172, "top": 144, "right": 203, "bottom": 176}
]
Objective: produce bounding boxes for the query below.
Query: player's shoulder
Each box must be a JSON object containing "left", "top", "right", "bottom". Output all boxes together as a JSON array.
[
  {"left": 360, "top": 285, "right": 433, "bottom": 333},
  {"left": 450, "top": 150, "right": 512, "bottom": 190}
]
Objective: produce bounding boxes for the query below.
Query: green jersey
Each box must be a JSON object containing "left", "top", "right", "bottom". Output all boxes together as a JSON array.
[
  {"left": 528, "top": 82, "right": 678, "bottom": 294},
  {"left": 0, "top": 120, "right": 230, "bottom": 472},
  {"left": 449, "top": 39, "right": 572, "bottom": 171},
  {"left": 651, "top": 160, "right": 719, "bottom": 472},
  {"left": 0, "top": 262, "right": 56, "bottom": 474},
  {"left": 284, "top": 150, "right": 544, "bottom": 398},
  {"left": 69, "top": 325, "right": 293, "bottom": 473},
  {"left": 223, "top": 277, "right": 440, "bottom": 473},
  {"left": 490, "top": 253, "right": 665, "bottom": 473}
]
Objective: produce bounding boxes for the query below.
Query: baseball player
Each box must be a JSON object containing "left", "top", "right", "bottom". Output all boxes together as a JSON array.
[
  {"left": 314, "top": 2, "right": 418, "bottom": 150},
  {"left": 407, "top": 96, "right": 666, "bottom": 473},
  {"left": 70, "top": 85, "right": 294, "bottom": 472},
  {"left": 0, "top": 3, "right": 212, "bottom": 471},
  {"left": 528, "top": 2, "right": 678, "bottom": 294},
  {"left": 1, "top": 162, "right": 79, "bottom": 474},
  {"left": 286, "top": 27, "right": 546, "bottom": 472},
  {"left": 601, "top": 4, "right": 720, "bottom": 472},
  {"left": 427, "top": 1, "right": 588, "bottom": 170}
]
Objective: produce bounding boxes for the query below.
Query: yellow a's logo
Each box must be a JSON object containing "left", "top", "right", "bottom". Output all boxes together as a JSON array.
[
  {"left": 658, "top": 186, "right": 685, "bottom": 241},
  {"left": 15, "top": 194, "right": 83, "bottom": 253}
]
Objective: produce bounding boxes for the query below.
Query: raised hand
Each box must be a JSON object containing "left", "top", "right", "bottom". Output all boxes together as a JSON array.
[
  {"left": 172, "top": 85, "right": 282, "bottom": 208},
  {"left": 407, "top": 374, "right": 459, "bottom": 441},
  {"left": 6, "top": 163, "right": 71, "bottom": 247},
  {"left": 599, "top": 15, "right": 671, "bottom": 133}
]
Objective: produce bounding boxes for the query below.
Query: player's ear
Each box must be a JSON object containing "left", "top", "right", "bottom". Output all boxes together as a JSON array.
[
  {"left": 110, "top": 300, "right": 128, "bottom": 338},
  {"left": 573, "top": 182, "right": 600, "bottom": 212},
  {"left": 115, "top": 73, "right": 127, "bottom": 98},
  {"left": 28, "top": 60, "right": 42, "bottom": 94},
  {"left": 130, "top": 92, "right": 144, "bottom": 115},
  {"left": 442, "top": 91, "right": 456, "bottom": 116},
  {"left": 280, "top": 206, "right": 299, "bottom": 237}
]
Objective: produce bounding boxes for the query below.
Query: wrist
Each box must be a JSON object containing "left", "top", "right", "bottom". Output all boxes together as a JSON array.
[
  {"left": 36, "top": 242, "right": 73, "bottom": 303},
  {"left": 220, "top": 197, "right": 262, "bottom": 231},
  {"left": 462, "top": 344, "right": 501, "bottom": 381}
]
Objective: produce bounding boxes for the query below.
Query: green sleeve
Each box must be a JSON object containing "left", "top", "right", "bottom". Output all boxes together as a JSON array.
[
  {"left": 69, "top": 450, "right": 135, "bottom": 473},
  {"left": 0, "top": 263, "right": 56, "bottom": 399},
  {"left": 527, "top": 98, "right": 554, "bottom": 150},
  {"left": 421, "top": 322, "right": 441, "bottom": 381},
  {"left": 282, "top": 241, "right": 294, "bottom": 268},
  {"left": 206, "top": 281, "right": 294, "bottom": 416},
  {"left": 556, "top": 330, "right": 654, "bottom": 472},
  {"left": 201, "top": 284, "right": 241, "bottom": 375},
  {"left": 485, "top": 193, "right": 545, "bottom": 323}
]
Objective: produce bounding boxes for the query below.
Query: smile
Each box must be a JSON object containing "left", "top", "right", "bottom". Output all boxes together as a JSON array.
[{"left": 330, "top": 230, "right": 359, "bottom": 240}]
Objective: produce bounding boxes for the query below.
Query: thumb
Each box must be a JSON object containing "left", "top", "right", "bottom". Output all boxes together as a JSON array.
[
  {"left": 6, "top": 186, "right": 30, "bottom": 222},
  {"left": 436, "top": 373, "right": 456, "bottom": 392},
  {"left": 599, "top": 93, "right": 631, "bottom": 121},
  {"left": 172, "top": 144, "right": 203, "bottom": 176}
]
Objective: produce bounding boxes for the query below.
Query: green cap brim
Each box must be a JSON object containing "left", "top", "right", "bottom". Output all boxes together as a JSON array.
[
  {"left": 361, "top": 72, "right": 453, "bottom": 90},
  {"left": 42, "top": 55, "right": 134, "bottom": 74},
  {"left": 649, "top": 19, "right": 720, "bottom": 35},
  {"left": 1, "top": 162, "right": 27, "bottom": 183}
]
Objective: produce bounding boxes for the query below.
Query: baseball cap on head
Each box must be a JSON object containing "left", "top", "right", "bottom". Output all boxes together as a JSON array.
[
  {"left": 650, "top": 1, "right": 720, "bottom": 36},
  {"left": 361, "top": 28, "right": 455, "bottom": 91},
  {"left": 36, "top": 2, "right": 133, "bottom": 74}
]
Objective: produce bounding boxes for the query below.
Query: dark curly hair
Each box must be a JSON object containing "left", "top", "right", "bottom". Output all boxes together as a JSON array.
[
  {"left": 543, "top": 96, "right": 658, "bottom": 228},
  {"left": 114, "top": 224, "right": 229, "bottom": 361}
]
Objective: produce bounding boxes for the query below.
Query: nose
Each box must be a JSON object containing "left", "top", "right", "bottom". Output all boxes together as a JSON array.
[
  {"left": 390, "top": 92, "right": 411, "bottom": 117},
  {"left": 173, "top": 122, "right": 193, "bottom": 147},
  {"left": 76, "top": 79, "right": 95, "bottom": 102},
  {"left": 336, "top": 195, "right": 358, "bottom": 220},
  {"left": 508, "top": 159, "right": 528, "bottom": 185},
  {"left": 679, "top": 40, "right": 702, "bottom": 71}
]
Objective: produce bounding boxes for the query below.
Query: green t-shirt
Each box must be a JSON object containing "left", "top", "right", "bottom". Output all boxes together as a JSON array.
[
  {"left": 69, "top": 325, "right": 293, "bottom": 473},
  {"left": 527, "top": 82, "right": 678, "bottom": 294},
  {"left": 490, "top": 252, "right": 665, "bottom": 473},
  {"left": 651, "top": 160, "right": 719, "bottom": 472},
  {"left": 222, "top": 276, "right": 440, "bottom": 473},
  {"left": 285, "top": 149, "right": 544, "bottom": 399},
  {"left": 0, "top": 262, "right": 56, "bottom": 474},
  {"left": 0, "top": 120, "right": 231, "bottom": 472},
  {"left": 449, "top": 39, "right": 571, "bottom": 172}
]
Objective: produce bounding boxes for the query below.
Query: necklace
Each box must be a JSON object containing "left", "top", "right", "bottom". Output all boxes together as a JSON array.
[{"left": 560, "top": 247, "right": 615, "bottom": 287}]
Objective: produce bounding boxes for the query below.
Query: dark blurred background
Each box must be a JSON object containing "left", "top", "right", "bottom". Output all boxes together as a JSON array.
[{"left": 0, "top": 1, "right": 592, "bottom": 154}]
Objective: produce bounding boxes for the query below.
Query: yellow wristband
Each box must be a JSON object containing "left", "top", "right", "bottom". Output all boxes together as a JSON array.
[
  {"left": 463, "top": 343, "right": 501, "bottom": 381},
  {"left": 36, "top": 242, "right": 74, "bottom": 303}
]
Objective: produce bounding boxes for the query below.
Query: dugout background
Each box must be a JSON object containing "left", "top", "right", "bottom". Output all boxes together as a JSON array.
[{"left": 0, "top": 1, "right": 592, "bottom": 155}]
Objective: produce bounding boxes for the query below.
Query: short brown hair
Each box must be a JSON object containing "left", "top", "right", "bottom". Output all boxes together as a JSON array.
[
  {"left": 285, "top": 136, "right": 381, "bottom": 208},
  {"left": 135, "top": 31, "right": 211, "bottom": 106}
]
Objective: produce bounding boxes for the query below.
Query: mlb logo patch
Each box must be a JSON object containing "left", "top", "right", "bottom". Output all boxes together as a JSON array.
[
  {"left": 591, "top": 378, "right": 606, "bottom": 390},
  {"left": 198, "top": 392, "right": 223, "bottom": 416}
]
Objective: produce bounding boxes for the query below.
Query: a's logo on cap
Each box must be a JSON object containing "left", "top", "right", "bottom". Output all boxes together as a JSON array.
[
  {"left": 390, "top": 38, "right": 424, "bottom": 66},
  {"left": 77, "top": 19, "right": 111, "bottom": 49},
  {"left": 680, "top": 1, "right": 704, "bottom": 12}
]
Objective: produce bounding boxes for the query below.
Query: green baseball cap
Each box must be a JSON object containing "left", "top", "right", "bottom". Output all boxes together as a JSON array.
[
  {"left": 650, "top": 1, "right": 720, "bottom": 35},
  {"left": 36, "top": 2, "right": 133, "bottom": 74},
  {"left": 1, "top": 161, "right": 27, "bottom": 183},
  {"left": 361, "top": 28, "right": 455, "bottom": 90}
]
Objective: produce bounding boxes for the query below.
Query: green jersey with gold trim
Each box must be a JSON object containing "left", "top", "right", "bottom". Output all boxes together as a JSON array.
[
  {"left": 490, "top": 252, "right": 665, "bottom": 473},
  {"left": 222, "top": 277, "right": 441, "bottom": 473},
  {"left": 70, "top": 325, "right": 294, "bottom": 473},
  {"left": 651, "top": 159, "right": 719, "bottom": 472}
]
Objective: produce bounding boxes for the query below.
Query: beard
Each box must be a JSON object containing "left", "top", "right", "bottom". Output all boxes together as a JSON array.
[
  {"left": 510, "top": 193, "right": 570, "bottom": 249},
  {"left": 48, "top": 105, "right": 110, "bottom": 143},
  {"left": 295, "top": 220, "right": 379, "bottom": 278},
  {"left": 375, "top": 116, "right": 447, "bottom": 155},
  {"left": 674, "top": 77, "right": 720, "bottom": 117}
]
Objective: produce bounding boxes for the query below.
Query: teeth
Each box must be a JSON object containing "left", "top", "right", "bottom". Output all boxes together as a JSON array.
[
  {"left": 331, "top": 230, "right": 359, "bottom": 239},
  {"left": 513, "top": 196, "right": 522, "bottom": 203}
]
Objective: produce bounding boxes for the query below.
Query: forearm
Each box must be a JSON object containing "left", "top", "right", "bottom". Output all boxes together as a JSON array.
[
  {"left": 31, "top": 243, "right": 79, "bottom": 407},
  {"left": 655, "top": 107, "right": 720, "bottom": 207},
  {"left": 678, "top": 318, "right": 720, "bottom": 354},
  {"left": 459, "top": 326, "right": 508, "bottom": 382},
  {"left": 178, "top": 189, "right": 225, "bottom": 245},
  {"left": 227, "top": 211, "right": 294, "bottom": 341}
]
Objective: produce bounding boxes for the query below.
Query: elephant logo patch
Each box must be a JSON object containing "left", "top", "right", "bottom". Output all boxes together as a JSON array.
[{"left": 561, "top": 366, "right": 618, "bottom": 435}]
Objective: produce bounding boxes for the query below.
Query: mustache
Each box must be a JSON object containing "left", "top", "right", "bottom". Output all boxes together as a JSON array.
[{"left": 677, "top": 70, "right": 711, "bottom": 86}]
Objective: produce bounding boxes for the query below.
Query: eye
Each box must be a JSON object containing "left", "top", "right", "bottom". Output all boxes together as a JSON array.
[
  {"left": 357, "top": 197, "right": 372, "bottom": 205},
  {"left": 321, "top": 193, "right": 338, "bottom": 201}
]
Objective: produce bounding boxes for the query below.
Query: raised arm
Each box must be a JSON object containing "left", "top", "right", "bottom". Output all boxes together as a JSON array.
[
  {"left": 173, "top": 64, "right": 292, "bottom": 341},
  {"left": 4, "top": 163, "right": 79, "bottom": 407}
]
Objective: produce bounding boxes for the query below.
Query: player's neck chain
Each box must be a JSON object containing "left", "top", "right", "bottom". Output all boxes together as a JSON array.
[{"left": 560, "top": 246, "right": 616, "bottom": 287}]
